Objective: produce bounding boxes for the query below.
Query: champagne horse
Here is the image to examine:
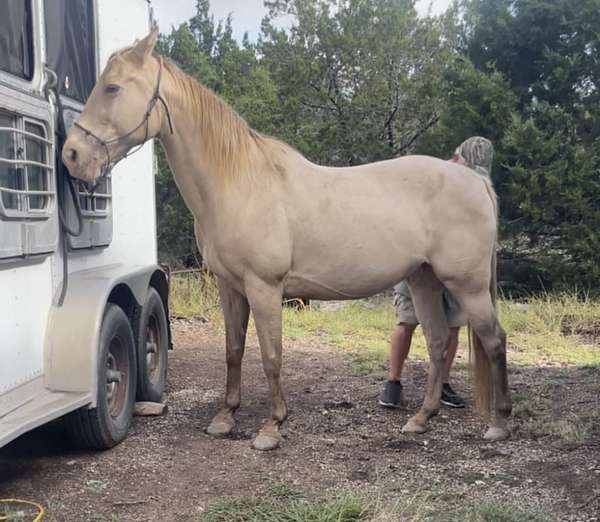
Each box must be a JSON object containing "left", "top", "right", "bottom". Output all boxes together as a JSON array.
[{"left": 62, "top": 29, "right": 511, "bottom": 451}]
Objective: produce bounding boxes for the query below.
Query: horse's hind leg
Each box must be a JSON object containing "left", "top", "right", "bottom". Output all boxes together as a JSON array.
[
  {"left": 244, "top": 276, "right": 287, "bottom": 451},
  {"left": 444, "top": 283, "right": 511, "bottom": 440},
  {"left": 206, "top": 277, "right": 250, "bottom": 437},
  {"left": 401, "top": 265, "right": 450, "bottom": 434}
]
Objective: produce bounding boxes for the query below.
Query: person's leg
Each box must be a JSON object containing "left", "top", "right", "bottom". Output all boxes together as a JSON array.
[
  {"left": 380, "top": 323, "right": 416, "bottom": 408},
  {"left": 388, "top": 323, "right": 416, "bottom": 381},
  {"left": 380, "top": 281, "right": 418, "bottom": 408}
]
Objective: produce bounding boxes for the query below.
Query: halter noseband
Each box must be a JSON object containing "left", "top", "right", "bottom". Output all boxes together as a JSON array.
[{"left": 73, "top": 56, "right": 174, "bottom": 191}]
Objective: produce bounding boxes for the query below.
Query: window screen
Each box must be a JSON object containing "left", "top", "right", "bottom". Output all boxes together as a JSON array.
[
  {"left": 0, "top": 2, "right": 33, "bottom": 80},
  {"left": 78, "top": 177, "right": 111, "bottom": 216},
  {"left": 0, "top": 112, "right": 20, "bottom": 210},
  {"left": 0, "top": 111, "right": 54, "bottom": 218},
  {"left": 44, "top": 0, "right": 96, "bottom": 102},
  {"left": 25, "top": 122, "right": 49, "bottom": 210}
]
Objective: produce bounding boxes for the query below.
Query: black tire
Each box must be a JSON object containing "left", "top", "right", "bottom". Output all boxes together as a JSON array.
[
  {"left": 135, "top": 287, "right": 168, "bottom": 402},
  {"left": 65, "top": 304, "right": 136, "bottom": 450}
]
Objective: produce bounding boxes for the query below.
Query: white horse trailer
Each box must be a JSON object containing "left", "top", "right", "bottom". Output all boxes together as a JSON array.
[{"left": 0, "top": 1, "right": 171, "bottom": 450}]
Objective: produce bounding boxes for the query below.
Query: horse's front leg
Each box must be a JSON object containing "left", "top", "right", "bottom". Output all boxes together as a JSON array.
[
  {"left": 206, "top": 277, "right": 250, "bottom": 437},
  {"left": 245, "top": 276, "right": 287, "bottom": 451}
]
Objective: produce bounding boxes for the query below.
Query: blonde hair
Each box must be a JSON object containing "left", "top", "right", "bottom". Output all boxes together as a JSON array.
[{"left": 162, "top": 59, "right": 288, "bottom": 182}]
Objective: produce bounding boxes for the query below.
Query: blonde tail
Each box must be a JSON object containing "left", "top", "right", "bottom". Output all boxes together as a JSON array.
[{"left": 469, "top": 177, "right": 498, "bottom": 417}]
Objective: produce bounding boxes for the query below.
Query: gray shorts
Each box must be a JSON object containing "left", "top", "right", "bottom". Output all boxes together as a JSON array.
[{"left": 392, "top": 281, "right": 467, "bottom": 328}]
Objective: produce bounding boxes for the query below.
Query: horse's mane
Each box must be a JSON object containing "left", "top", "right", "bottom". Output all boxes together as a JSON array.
[{"left": 161, "top": 57, "right": 293, "bottom": 180}]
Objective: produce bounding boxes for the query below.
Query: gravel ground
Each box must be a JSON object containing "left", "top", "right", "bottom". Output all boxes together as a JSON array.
[{"left": 1, "top": 318, "right": 598, "bottom": 521}]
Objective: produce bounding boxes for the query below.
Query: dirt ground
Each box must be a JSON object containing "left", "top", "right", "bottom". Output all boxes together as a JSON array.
[{"left": 1, "top": 318, "right": 599, "bottom": 521}]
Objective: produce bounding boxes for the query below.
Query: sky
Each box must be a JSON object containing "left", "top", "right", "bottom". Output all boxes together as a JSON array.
[{"left": 152, "top": 0, "right": 452, "bottom": 42}]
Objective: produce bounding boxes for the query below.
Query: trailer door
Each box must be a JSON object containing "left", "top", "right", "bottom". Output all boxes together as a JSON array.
[{"left": 0, "top": 1, "right": 57, "bottom": 403}]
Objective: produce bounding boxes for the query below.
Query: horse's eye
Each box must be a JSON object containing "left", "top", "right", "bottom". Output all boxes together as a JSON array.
[{"left": 105, "top": 84, "right": 121, "bottom": 95}]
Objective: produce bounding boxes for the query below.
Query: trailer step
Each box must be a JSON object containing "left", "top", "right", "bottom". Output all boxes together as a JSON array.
[{"left": 0, "top": 390, "right": 91, "bottom": 448}]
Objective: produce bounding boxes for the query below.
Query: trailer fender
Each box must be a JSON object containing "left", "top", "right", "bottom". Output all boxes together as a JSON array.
[{"left": 45, "top": 264, "right": 168, "bottom": 405}]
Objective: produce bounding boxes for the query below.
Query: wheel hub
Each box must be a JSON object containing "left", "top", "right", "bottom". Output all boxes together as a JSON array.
[
  {"left": 145, "top": 316, "right": 160, "bottom": 383},
  {"left": 106, "top": 337, "right": 128, "bottom": 417}
]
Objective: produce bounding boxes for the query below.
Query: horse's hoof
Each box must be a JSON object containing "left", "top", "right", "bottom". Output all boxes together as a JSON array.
[
  {"left": 251, "top": 433, "right": 282, "bottom": 451},
  {"left": 483, "top": 426, "right": 510, "bottom": 441},
  {"left": 206, "top": 419, "right": 234, "bottom": 437},
  {"left": 402, "top": 419, "right": 427, "bottom": 434}
]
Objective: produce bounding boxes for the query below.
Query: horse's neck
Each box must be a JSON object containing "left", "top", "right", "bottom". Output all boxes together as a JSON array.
[
  {"left": 157, "top": 74, "right": 224, "bottom": 222},
  {"left": 157, "top": 66, "right": 286, "bottom": 216}
]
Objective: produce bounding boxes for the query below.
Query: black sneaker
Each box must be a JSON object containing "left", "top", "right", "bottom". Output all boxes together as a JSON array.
[
  {"left": 379, "top": 380, "right": 403, "bottom": 408},
  {"left": 440, "top": 383, "right": 467, "bottom": 408}
]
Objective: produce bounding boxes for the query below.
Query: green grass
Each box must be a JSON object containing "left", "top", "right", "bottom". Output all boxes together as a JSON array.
[
  {"left": 445, "top": 498, "right": 553, "bottom": 522},
  {"left": 200, "top": 484, "right": 554, "bottom": 522},
  {"left": 282, "top": 302, "right": 408, "bottom": 372},
  {"left": 170, "top": 270, "right": 222, "bottom": 321},
  {"left": 170, "top": 273, "right": 600, "bottom": 370},
  {"left": 512, "top": 378, "right": 600, "bottom": 446},
  {"left": 202, "top": 485, "right": 368, "bottom": 522},
  {"left": 497, "top": 292, "right": 600, "bottom": 366}
]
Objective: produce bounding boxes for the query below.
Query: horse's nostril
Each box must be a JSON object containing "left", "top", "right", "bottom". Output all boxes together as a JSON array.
[{"left": 64, "top": 147, "right": 79, "bottom": 167}]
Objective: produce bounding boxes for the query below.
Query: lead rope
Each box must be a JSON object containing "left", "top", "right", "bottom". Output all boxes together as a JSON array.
[{"left": 44, "top": 66, "right": 85, "bottom": 307}]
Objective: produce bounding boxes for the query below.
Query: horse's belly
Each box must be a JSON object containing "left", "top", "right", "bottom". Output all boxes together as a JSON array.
[
  {"left": 283, "top": 252, "right": 422, "bottom": 300},
  {"left": 283, "top": 274, "right": 390, "bottom": 300}
]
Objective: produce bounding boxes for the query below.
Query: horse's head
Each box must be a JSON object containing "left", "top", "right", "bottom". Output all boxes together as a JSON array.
[{"left": 62, "top": 28, "right": 164, "bottom": 183}]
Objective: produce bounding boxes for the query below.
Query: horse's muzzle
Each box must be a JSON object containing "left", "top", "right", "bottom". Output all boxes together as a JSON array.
[{"left": 62, "top": 130, "right": 103, "bottom": 183}]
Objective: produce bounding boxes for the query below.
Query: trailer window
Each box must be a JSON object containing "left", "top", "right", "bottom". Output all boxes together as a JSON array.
[
  {"left": 0, "top": 2, "right": 34, "bottom": 80},
  {"left": 24, "top": 121, "right": 49, "bottom": 210},
  {"left": 0, "top": 113, "right": 20, "bottom": 210},
  {"left": 0, "top": 111, "right": 54, "bottom": 218},
  {"left": 78, "top": 177, "right": 111, "bottom": 216},
  {"left": 44, "top": 0, "right": 96, "bottom": 102}
]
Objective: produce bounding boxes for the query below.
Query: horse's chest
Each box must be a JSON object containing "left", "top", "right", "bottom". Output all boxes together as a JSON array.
[{"left": 201, "top": 234, "right": 245, "bottom": 279}]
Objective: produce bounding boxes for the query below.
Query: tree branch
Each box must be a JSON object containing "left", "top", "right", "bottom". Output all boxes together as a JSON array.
[{"left": 394, "top": 114, "right": 439, "bottom": 155}]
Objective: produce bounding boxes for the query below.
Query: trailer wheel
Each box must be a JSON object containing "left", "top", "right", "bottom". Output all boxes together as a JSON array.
[
  {"left": 136, "top": 287, "right": 168, "bottom": 402},
  {"left": 65, "top": 304, "right": 136, "bottom": 449}
]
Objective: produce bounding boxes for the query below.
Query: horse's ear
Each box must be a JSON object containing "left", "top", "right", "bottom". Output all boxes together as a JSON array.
[{"left": 131, "top": 25, "right": 159, "bottom": 63}]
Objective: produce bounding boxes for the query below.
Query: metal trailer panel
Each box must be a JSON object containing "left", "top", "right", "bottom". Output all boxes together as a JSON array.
[
  {"left": 0, "top": 0, "right": 162, "bottom": 449},
  {"left": 0, "top": 258, "right": 54, "bottom": 395}
]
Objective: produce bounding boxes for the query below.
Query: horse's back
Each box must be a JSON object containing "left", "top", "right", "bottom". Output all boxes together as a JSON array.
[
  {"left": 276, "top": 153, "right": 496, "bottom": 298},
  {"left": 295, "top": 154, "right": 496, "bottom": 228}
]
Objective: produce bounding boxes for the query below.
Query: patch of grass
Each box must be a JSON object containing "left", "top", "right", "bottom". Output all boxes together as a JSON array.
[
  {"left": 512, "top": 382, "right": 600, "bottom": 446},
  {"left": 201, "top": 485, "right": 554, "bottom": 522},
  {"left": 498, "top": 292, "right": 600, "bottom": 366},
  {"left": 202, "top": 484, "right": 446, "bottom": 522},
  {"left": 169, "top": 270, "right": 222, "bottom": 322},
  {"left": 202, "top": 484, "right": 368, "bottom": 522},
  {"left": 169, "top": 274, "right": 600, "bottom": 371},
  {"left": 445, "top": 498, "right": 554, "bottom": 522},
  {"left": 282, "top": 302, "right": 415, "bottom": 372}
]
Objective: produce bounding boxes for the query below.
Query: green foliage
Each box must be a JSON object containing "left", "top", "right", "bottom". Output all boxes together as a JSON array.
[
  {"left": 155, "top": 143, "right": 198, "bottom": 267},
  {"left": 456, "top": 0, "right": 600, "bottom": 292},
  {"left": 501, "top": 104, "right": 600, "bottom": 290},
  {"left": 260, "top": 0, "right": 453, "bottom": 165},
  {"left": 415, "top": 55, "right": 517, "bottom": 158},
  {"left": 462, "top": 0, "right": 600, "bottom": 113}
]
